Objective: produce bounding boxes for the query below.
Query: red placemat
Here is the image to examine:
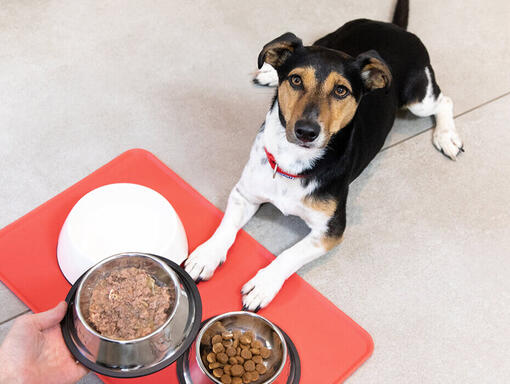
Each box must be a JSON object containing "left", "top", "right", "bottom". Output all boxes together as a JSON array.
[{"left": 0, "top": 149, "right": 373, "bottom": 383}]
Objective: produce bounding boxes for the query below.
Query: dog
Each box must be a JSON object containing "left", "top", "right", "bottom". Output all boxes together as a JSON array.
[{"left": 185, "top": 0, "right": 463, "bottom": 311}]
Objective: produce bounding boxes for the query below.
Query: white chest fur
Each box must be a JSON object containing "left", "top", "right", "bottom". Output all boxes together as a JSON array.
[{"left": 236, "top": 104, "right": 330, "bottom": 233}]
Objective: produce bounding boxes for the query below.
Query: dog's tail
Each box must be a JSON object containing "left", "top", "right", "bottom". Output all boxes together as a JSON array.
[{"left": 392, "top": 0, "right": 409, "bottom": 30}]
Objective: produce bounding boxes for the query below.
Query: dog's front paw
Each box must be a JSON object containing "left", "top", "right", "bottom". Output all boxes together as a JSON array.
[
  {"left": 253, "top": 63, "right": 278, "bottom": 87},
  {"left": 184, "top": 240, "right": 227, "bottom": 282},
  {"left": 433, "top": 127, "right": 464, "bottom": 160},
  {"left": 241, "top": 268, "right": 285, "bottom": 311}
]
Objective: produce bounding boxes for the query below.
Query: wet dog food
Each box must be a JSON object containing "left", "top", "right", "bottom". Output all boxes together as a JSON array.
[
  {"left": 202, "top": 329, "right": 272, "bottom": 383},
  {"left": 87, "top": 267, "right": 175, "bottom": 340}
]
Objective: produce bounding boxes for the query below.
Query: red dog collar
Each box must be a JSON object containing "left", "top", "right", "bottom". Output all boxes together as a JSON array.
[{"left": 264, "top": 147, "right": 304, "bottom": 179}]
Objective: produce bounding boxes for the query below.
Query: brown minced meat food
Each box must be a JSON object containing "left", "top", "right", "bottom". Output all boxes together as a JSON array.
[{"left": 87, "top": 267, "right": 175, "bottom": 340}]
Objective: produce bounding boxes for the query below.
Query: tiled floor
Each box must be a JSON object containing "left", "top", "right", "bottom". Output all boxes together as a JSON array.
[{"left": 1, "top": 1, "right": 509, "bottom": 383}]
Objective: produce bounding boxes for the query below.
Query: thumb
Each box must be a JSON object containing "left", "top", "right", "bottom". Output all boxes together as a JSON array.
[{"left": 31, "top": 301, "right": 68, "bottom": 330}]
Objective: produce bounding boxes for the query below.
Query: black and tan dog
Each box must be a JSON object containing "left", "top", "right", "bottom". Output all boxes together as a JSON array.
[{"left": 185, "top": 0, "right": 463, "bottom": 310}]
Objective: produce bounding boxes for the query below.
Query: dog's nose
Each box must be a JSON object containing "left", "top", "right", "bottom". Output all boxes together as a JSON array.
[{"left": 294, "top": 120, "right": 320, "bottom": 142}]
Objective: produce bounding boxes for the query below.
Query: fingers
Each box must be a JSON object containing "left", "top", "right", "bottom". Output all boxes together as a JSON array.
[{"left": 31, "top": 301, "right": 67, "bottom": 330}]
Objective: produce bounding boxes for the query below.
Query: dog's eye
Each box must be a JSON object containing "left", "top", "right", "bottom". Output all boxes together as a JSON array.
[
  {"left": 333, "top": 85, "right": 349, "bottom": 99},
  {"left": 289, "top": 75, "right": 303, "bottom": 88}
]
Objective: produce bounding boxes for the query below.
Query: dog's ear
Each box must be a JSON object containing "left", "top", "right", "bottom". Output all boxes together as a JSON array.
[
  {"left": 258, "top": 32, "right": 303, "bottom": 69},
  {"left": 355, "top": 50, "right": 392, "bottom": 92}
]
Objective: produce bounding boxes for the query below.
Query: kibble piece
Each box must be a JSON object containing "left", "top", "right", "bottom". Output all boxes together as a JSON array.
[
  {"left": 260, "top": 347, "right": 271, "bottom": 359},
  {"left": 233, "top": 338, "right": 239, "bottom": 348},
  {"left": 223, "top": 339, "right": 234, "bottom": 348},
  {"left": 213, "top": 343, "right": 225, "bottom": 353},
  {"left": 245, "top": 331, "right": 255, "bottom": 341},
  {"left": 231, "top": 364, "right": 244, "bottom": 377},
  {"left": 250, "top": 348, "right": 260, "bottom": 355},
  {"left": 221, "top": 374, "right": 232, "bottom": 384},
  {"left": 222, "top": 331, "right": 234, "bottom": 340},
  {"left": 232, "top": 377, "right": 243, "bottom": 384},
  {"left": 209, "top": 362, "right": 222, "bottom": 369},
  {"left": 207, "top": 352, "right": 217, "bottom": 363},
  {"left": 229, "top": 356, "right": 238, "bottom": 365},
  {"left": 252, "top": 355, "right": 263, "bottom": 364},
  {"left": 242, "top": 372, "right": 251, "bottom": 384},
  {"left": 252, "top": 340, "right": 263, "bottom": 349},
  {"left": 217, "top": 352, "right": 229, "bottom": 364},
  {"left": 226, "top": 346, "right": 237, "bottom": 357},
  {"left": 224, "top": 364, "right": 232, "bottom": 375},
  {"left": 244, "top": 360, "right": 255, "bottom": 372},
  {"left": 212, "top": 335, "right": 223, "bottom": 345},
  {"left": 213, "top": 368, "right": 224, "bottom": 378},
  {"left": 236, "top": 356, "right": 245, "bottom": 364},
  {"left": 239, "top": 335, "right": 251, "bottom": 345},
  {"left": 233, "top": 330, "right": 242, "bottom": 339},
  {"left": 237, "top": 347, "right": 241, "bottom": 355},
  {"left": 255, "top": 363, "right": 267, "bottom": 374},
  {"left": 250, "top": 371, "right": 260, "bottom": 382},
  {"left": 240, "top": 349, "right": 252, "bottom": 359}
]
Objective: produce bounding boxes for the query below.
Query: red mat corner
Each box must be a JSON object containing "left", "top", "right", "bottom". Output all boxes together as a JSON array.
[{"left": 0, "top": 148, "right": 373, "bottom": 383}]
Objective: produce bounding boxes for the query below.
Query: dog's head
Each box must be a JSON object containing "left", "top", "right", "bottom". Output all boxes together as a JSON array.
[{"left": 258, "top": 32, "right": 392, "bottom": 148}]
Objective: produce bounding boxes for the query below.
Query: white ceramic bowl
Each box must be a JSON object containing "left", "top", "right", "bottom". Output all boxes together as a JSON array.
[{"left": 57, "top": 183, "right": 188, "bottom": 284}]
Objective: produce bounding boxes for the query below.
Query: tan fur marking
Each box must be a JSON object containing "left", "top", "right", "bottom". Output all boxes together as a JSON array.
[
  {"left": 319, "top": 72, "right": 358, "bottom": 137},
  {"left": 303, "top": 196, "right": 337, "bottom": 217},
  {"left": 321, "top": 235, "right": 344, "bottom": 251}
]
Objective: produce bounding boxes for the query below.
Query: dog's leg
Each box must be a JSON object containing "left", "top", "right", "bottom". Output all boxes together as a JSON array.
[
  {"left": 185, "top": 186, "right": 260, "bottom": 281},
  {"left": 407, "top": 66, "right": 463, "bottom": 160},
  {"left": 241, "top": 231, "right": 342, "bottom": 311},
  {"left": 252, "top": 62, "right": 279, "bottom": 87}
]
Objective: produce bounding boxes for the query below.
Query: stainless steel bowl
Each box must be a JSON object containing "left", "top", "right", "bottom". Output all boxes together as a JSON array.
[
  {"left": 69, "top": 253, "right": 196, "bottom": 373},
  {"left": 195, "top": 312, "right": 288, "bottom": 384}
]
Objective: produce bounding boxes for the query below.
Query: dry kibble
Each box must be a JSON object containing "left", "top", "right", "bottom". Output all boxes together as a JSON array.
[
  {"left": 232, "top": 377, "right": 243, "bottom": 384},
  {"left": 231, "top": 364, "right": 244, "bottom": 377},
  {"left": 233, "top": 330, "right": 242, "bottom": 339},
  {"left": 250, "top": 371, "right": 260, "bottom": 382},
  {"left": 212, "top": 335, "right": 223, "bottom": 345},
  {"left": 226, "top": 346, "right": 237, "bottom": 357},
  {"left": 207, "top": 352, "right": 216, "bottom": 363},
  {"left": 252, "top": 340, "right": 263, "bottom": 349},
  {"left": 260, "top": 347, "right": 271, "bottom": 359},
  {"left": 252, "top": 355, "right": 263, "bottom": 364},
  {"left": 242, "top": 372, "right": 251, "bottom": 384},
  {"left": 233, "top": 338, "right": 239, "bottom": 348},
  {"left": 221, "top": 374, "right": 232, "bottom": 384},
  {"left": 236, "top": 356, "right": 245, "bottom": 364},
  {"left": 229, "top": 356, "right": 238, "bottom": 365},
  {"left": 222, "top": 331, "right": 234, "bottom": 340},
  {"left": 245, "top": 331, "right": 255, "bottom": 342},
  {"left": 250, "top": 348, "right": 260, "bottom": 355},
  {"left": 237, "top": 347, "right": 241, "bottom": 355},
  {"left": 239, "top": 335, "right": 251, "bottom": 345},
  {"left": 213, "top": 368, "right": 224, "bottom": 378},
  {"left": 213, "top": 343, "right": 225, "bottom": 353},
  {"left": 255, "top": 363, "right": 267, "bottom": 374},
  {"left": 240, "top": 349, "right": 252, "bottom": 359},
  {"left": 224, "top": 364, "right": 232, "bottom": 375},
  {"left": 209, "top": 362, "right": 222, "bottom": 369},
  {"left": 217, "top": 352, "right": 229, "bottom": 364},
  {"left": 223, "top": 339, "right": 234, "bottom": 348},
  {"left": 244, "top": 360, "right": 255, "bottom": 372}
]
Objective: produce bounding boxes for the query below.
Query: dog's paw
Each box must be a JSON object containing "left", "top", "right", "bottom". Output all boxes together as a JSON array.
[
  {"left": 253, "top": 63, "right": 278, "bottom": 87},
  {"left": 184, "top": 240, "right": 227, "bottom": 282},
  {"left": 433, "top": 127, "right": 464, "bottom": 160},
  {"left": 241, "top": 268, "right": 285, "bottom": 311}
]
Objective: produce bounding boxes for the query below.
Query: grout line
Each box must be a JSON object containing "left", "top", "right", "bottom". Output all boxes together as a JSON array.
[
  {"left": 0, "top": 309, "right": 31, "bottom": 326},
  {"left": 382, "top": 90, "right": 510, "bottom": 152}
]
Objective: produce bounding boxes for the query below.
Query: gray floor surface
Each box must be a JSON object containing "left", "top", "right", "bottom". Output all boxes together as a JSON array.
[{"left": 1, "top": 1, "right": 509, "bottom": 383}]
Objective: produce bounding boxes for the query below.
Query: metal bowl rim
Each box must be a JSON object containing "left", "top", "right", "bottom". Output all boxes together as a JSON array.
[
  {"left": 195, "top": 311, "right": 288, "bottom": 384},
  {"left": 75, "top": 252, "right": 182, "bottom": 343}
]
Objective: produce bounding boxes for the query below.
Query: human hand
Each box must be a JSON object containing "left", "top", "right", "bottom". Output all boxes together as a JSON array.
[{"left": 0, "top": 301, "right": 88, "bottom": 384}]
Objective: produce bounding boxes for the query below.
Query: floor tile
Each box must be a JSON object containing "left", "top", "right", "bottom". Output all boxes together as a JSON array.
[{"left": 0, "top": 283, "right": 28, "bottom": 323}]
